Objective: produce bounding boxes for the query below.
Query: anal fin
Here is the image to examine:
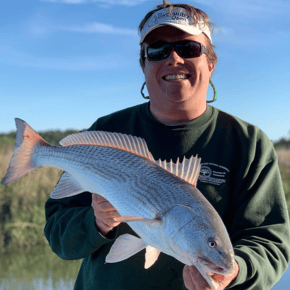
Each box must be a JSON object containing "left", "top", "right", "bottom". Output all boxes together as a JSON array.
[{"left": 145, "top": 246, "right": 161, "bottom": 269}]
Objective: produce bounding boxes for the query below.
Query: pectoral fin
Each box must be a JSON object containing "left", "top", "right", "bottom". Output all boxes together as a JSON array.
[
  {"left": 105, "top": 234, "right": 146, "bottom": 264},
  {"left": 145, "top": 246, "right": 161, "bottom": 269},
  {"left": 50, "top": 172, "right": 85, "bottom": 199}
]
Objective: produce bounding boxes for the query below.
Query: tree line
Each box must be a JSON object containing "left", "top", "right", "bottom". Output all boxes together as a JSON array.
[{"left": 1, "top": 129, "right": 290, "bottom": 149}]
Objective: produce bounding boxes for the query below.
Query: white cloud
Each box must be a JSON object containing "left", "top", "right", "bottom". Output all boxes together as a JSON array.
[
  {"left": 215, "top": 26, "right": 233, "bottom": 36},
  {"left": 58, "top": 22, "right": 137, "bottom": 35},
  {"left": 40, "top": 0, "right": 86, "bottom": 3},
  {"left": 41, "top": 0, "right": 290, "bottom": 12},
  {"left": 41, "top": 0, "right": 149, "bottom": 5}
]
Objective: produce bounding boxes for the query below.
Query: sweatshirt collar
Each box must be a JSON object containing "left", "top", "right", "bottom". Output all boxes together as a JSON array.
[{"left": 144, "top": 102, "right": 214, "bottom": 130}]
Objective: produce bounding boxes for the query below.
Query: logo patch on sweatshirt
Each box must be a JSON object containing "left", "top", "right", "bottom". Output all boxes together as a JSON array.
[{"left": 199, "top": 163, "right": 230, "bottom": 186}]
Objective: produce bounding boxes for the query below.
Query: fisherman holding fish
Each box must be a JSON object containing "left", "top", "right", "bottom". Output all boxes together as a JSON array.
[{"left": 2, "top": 1, "right": 289, "bottom": 289}]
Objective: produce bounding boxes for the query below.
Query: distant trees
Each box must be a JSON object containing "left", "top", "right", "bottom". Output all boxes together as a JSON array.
[
  {"left": 1, "top": 129, "right": 290, "bottom": 149},
  {"left": 274, "top": 131, "right": 290, "bottom": 149},
  {"left": 274, "top": 138, "right": 290, "bottom": 149}
]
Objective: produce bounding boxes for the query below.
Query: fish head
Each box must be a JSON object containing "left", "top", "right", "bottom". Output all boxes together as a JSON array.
[
  {"left": 194, "top": 229, "right": 236, "bottom": 276},
  {"left": 162, "top": 204, "right": 236, "bottom": 276}
]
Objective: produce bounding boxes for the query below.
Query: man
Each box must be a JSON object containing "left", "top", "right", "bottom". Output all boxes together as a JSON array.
[{"left": 44, "top": 1, "right": 290, "bottom": 289}]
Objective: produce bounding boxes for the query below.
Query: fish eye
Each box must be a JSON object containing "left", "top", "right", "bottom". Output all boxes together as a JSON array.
[{"left": 208, "top": 239, "right": 216, "bottom": 248}]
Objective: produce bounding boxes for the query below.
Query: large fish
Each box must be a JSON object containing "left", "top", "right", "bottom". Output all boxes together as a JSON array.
[{"left": 1, "top": 118, "right": 235, "bottom": 289}]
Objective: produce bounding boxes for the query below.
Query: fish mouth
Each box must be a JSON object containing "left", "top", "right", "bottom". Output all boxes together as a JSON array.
[{"left": 198, "top": 257, "right": 231, "bottom": 275}]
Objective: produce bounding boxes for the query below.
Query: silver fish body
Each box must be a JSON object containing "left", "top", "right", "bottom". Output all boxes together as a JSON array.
[{"left": 1, "top": 118, "right": 236, "bottom": 289}]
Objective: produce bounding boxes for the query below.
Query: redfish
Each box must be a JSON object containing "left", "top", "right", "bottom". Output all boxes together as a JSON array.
[{"left": 1, "top": 118, "right": 235, "bottom": 289}]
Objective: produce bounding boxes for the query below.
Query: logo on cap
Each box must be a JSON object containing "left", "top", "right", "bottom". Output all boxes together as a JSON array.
[{"left": 146, "top": 9, "right": 194, "bottom": 29}]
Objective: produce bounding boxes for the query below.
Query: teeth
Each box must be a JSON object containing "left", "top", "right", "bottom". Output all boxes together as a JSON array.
[{"left": 164, "top": 75, "right": 189, "bottom": 81}]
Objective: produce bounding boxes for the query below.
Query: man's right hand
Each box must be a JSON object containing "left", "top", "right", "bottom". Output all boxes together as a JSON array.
[{"left": 91, "top": 194, "right": 121, "bottom": 236}]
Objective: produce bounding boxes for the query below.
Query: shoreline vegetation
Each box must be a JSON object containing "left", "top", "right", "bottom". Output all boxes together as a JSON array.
[
  {"left": 0, "top": 130, "right": 78, "bottom": 253},
  {"left": 0, "top": 131, "right": 290, "bottom": 253}
]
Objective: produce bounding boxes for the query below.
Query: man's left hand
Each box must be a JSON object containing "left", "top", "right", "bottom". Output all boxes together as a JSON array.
[{"left": 183, "top": 260, "right": 239, "bottom": 290}]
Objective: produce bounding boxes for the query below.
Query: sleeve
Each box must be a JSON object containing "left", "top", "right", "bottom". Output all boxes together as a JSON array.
[
  {"left": 44, "top": 192, "right": 118, "bottom": 260},
  {"left": 44, "top": 118, "right": 118, "bottom": 260},
  {"left": 227, "top": 132, "right": 290, "bottom": 289}
]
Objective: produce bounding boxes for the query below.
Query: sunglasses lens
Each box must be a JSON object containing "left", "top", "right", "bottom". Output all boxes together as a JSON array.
[
  {"left": 146, "top": 41, "right": 203, "bottom": 61},
  {"left": 176, "top": 41, "right": 201, "bottom": 58},
  {"left": 147, "top": 42, "right": 171, "bottom": 61}
]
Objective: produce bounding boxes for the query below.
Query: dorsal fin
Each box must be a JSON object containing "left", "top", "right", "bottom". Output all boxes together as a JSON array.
[
  {"left": 156, "top": 155, "right": 201, "bottom": 187},
  {"left": 59, "top": 131, "right": 156, "bottom": 162},
  {"left": 60, "top": 131, "right": 201, "bottom": 187}
]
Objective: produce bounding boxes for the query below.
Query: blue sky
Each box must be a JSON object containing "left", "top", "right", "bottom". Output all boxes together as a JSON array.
[{"left": 0, "top": 0, "right": 289, "bottom": 142}]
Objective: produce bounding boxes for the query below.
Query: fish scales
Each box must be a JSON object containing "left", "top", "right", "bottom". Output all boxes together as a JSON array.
[
  {"left": 34, "top": 144, "right": 181, "bottom": 217},
  {"left": 71, "top": 146, "right": 189, "bottom": 213},
  {"left": 1, "top": 119, "right": 236, "bottom": 290},
  {"left": 23, "top": 134, "right": 213, "bottom": 223},
  {"left": 36, "top": 143, "right": 222, "bottom": 247}
]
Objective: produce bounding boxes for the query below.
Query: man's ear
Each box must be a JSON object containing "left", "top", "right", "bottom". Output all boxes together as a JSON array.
[{"left": 208, "top": 62, "right": 215, "bottom": 77}]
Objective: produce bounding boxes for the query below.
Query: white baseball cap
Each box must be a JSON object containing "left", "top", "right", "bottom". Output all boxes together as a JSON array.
[{"left": 139, "top": 7, "right": 212, "bottom": 44}]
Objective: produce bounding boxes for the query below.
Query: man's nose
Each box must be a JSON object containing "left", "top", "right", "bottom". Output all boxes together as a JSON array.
[{"left": 165, "top": 47, "right": 184, "bottom": 66}]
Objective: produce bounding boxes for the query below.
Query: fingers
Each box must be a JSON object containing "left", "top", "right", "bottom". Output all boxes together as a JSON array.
[
  {"left": 92, "top": 200, "right": 118, "bottom": 213},
  {"left": 92, "top": 194, "right": 119, "bottom": 213},
  {"left": 213, "top": 260, "right": 240, "bottom": 289},
  {"left": 92, "top": 194, "right": 110, "bottom": 208},
  {"left": 96, "top": 218, "right": 120, "bottom": 235},
  {"left": 97, "top": 212, "right": 121, "bottom": 227},
  {"left": 91, "top": 194, "right": 121, "bottom": 235},
  {"left": 212, "top": 273, "right": 224, "bottom": 283},
  {"left": 92, "top": 194, "right": 120, "bottom": 212}
]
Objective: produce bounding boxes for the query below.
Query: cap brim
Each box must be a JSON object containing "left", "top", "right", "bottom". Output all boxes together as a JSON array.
[{"left": 140, "top": 23, "right": 208, "bottom": 44}]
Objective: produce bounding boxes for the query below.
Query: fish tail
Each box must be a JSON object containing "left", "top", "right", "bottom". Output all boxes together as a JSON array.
[{"left": 1, "top": 118, "right": 49, "bottom": 185}]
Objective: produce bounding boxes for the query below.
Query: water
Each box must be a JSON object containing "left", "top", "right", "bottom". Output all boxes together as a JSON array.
[
  {"left": 0, "top": 276, "right": 75, "bottom": 290},
  {"left": 0, "top": 246, "right": 289, "bottom": 289},
  {"left": 0, "top": 246, "right": 82, "bottom": 290}
]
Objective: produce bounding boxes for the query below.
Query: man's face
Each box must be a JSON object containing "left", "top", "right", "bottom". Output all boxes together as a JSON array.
[{"left": 142, "top": 26, "right": 215, "bottom": 107}]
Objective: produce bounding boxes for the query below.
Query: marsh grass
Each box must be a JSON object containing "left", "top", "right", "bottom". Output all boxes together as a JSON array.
[
  {"left": 0, "top": 136, "right": 62, "bottom": 252},
  {"left": 0, "top": 136, "right": 290, "bottom": 252}
]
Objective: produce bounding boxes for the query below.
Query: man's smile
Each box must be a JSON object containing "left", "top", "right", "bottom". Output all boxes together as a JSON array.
[{"left": 162, "top": 74, "right": 191, "bottom": 82}]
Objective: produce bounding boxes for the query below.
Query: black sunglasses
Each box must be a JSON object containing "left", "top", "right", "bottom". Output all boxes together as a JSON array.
[{"left": 145, "top": 40, "right": 208, "bottom": 62}]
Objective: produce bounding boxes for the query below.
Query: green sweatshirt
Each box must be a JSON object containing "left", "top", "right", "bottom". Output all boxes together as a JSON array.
[{"left": 44, "top": 102, "right": 290, "bottom": 290}]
